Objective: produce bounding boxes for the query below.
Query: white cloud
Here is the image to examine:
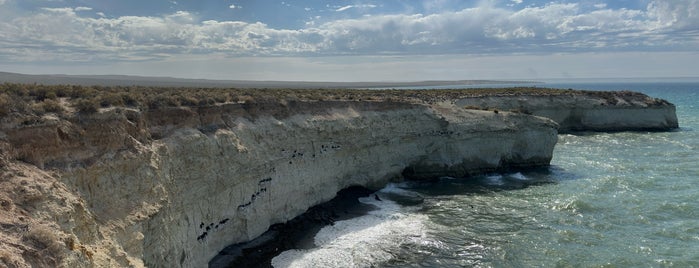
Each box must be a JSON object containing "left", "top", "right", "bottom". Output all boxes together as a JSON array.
[
  {"left": 0, "top": 0, "right": 698, "bottom": 64},
  {"left": 336, "top": 5, "right": 353, "bottom": 12},
  {"left": 229, "top": 4, "right": 240, "bottom": 9},
  {"left": 646, "top": 0, "right": 699, "bottom": 30},
  {"left": 41, "top": 7, "right": 75, "bottom": 13},
  {"left": 335, "top": 4, "right": 377, "bottom": 12},
  {"left": 75, "top": 7, "right": 92, "bottom": 11}
]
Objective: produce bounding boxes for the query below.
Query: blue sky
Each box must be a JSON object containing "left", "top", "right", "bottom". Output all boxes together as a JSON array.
[{"left": 0, "top": 0, "right": 697, "bottom": 81}]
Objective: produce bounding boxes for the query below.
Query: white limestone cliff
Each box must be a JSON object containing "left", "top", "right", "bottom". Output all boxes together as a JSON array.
[
  {"left": 1, "top": 101, "right": 557, "bottom": 267},
  {"left": 455, "top": 91, "right": 678, "bottom": 132},
  {"left": 0, "top": 89, "right": 678, "bottom": 267}
]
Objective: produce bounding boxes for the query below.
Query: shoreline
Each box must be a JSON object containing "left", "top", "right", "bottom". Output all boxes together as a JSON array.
[{"left": 0, "top": 83, "right": 677, "bottom": 267}]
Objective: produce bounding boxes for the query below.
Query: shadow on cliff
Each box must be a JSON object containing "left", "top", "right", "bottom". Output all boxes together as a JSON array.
[{"left": 209, "top": 166, "right": 579, "bottom": 268}]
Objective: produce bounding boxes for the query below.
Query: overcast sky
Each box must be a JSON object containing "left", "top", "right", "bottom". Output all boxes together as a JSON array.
[{"left": 0, "top": 0, "right": 697, "bottom": 81}]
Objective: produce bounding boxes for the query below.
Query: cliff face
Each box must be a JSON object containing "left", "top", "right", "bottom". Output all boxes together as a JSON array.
[
  {"left": 0, "top": 88, "right": 679, "bottom": 267},
  {"left": 0, "top": 100, "right": 557, "bottom": 267},
  {"left": 456, "top": 91, "right": 678, "bottom": 132}
]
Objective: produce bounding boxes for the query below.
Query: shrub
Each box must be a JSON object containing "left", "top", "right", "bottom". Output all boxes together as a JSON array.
[
  {"left": 39, "top": 99, "right": 64, "bottom": 114},
  {"left": 34, "top": 87, "right": 53, "bottom": 100},
  {"left": 197, "top": 97, "right": 215, "bottom": 106},
  {"left": 69, "top": 86, "right": 96, "bottom": 99},
  {"left": 178, "top": 95, "right": 199, "bottom": 106},
  {"left": 0, "top": 93, "right": 9, "bottom": 116},
  {"left": 74, "top": 99, "right": 99, "bottom": 114},
  {"left": 99, "top": 93, "right": 124, "bottom": 107},
  {"left": 120, "top": 93, "right": 140, "bottom": 107},
  {"left": 147, "top": 95, "right": 179, "bottom": 109},
  {"left": 213, "top": 94, "right": 228, "bottom": 103},
  {"left": 24, "top": 224, "right": 64, "bottom": 264}
]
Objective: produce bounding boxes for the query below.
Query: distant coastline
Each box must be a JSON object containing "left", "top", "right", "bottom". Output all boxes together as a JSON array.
[{"left": 0, "top": 71, "right": 538, "bottom": 89}]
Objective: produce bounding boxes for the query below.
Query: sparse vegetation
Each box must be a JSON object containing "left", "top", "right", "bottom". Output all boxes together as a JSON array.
[
  {"left": 0, "top": 93, "right": 10, "bottom": 116},
  {"left": 37, "top": 99, "right": 64, "bottom": 114},
  {"left": 23, "top": 224, "right": 64, "bottom": 265},
  {"left": 0, "top": 82, "right": 668, "bottom": 118},
  {"left": 74, "top": 98, "right": 99, "bottom": 114}
]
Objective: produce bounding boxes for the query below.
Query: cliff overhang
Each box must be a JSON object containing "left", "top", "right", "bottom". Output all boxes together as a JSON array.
[{"left": 0, "top": 86, "right": 677, "bottom": 267}]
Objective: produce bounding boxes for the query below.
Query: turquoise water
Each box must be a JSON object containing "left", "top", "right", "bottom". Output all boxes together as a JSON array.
[{"left": 273, "top": 82, "right": 699, "bottom": 267}]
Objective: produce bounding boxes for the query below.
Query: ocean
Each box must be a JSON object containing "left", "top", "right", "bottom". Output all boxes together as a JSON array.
[{"left": 270, "top": 81, "right": 699, "bottom": 267}]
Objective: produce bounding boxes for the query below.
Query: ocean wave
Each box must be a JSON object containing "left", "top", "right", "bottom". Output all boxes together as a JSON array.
[{"left": 271, "top": 193, "right": 430, "bottom": 268}]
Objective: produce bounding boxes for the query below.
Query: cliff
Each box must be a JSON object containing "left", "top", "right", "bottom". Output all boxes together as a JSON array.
[
  {"left": 455, "top": 90, "right": 678, "bottom": 132},
  {"left": 0, "top": 87, "right": 676, "bottom": 267}
]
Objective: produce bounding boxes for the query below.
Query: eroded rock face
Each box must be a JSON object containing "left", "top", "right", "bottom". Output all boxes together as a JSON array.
[
  {"left": 0, "top": 89, "right": 681, "bottom": 267},
  {"left": 456, "top": 91, "right": 679, "bottom": 132},
  {"left": 139, "top": 105, "right": 557, "bottom": 267},
  {"left": 0, "top": 100, "right": 558, "bottom": 267}
]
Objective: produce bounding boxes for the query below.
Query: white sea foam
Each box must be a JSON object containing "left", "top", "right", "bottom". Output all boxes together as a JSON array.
[
  {"left": 509, "top": 172, "right": 527, "bottom": 181},
  {"left": 271, "top": 188, "right": 429, "bottom": 268}
]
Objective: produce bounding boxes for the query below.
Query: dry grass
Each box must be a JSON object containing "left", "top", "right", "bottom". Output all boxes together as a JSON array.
[
  {"left": 23, "top": 224, "right": 64, "bottom": 265},
  {"left": 0, "top": 249, "right": 26, "bottom": 268},
  {"left": 0, "top": 83, "right": 667, "bottom": 118}
]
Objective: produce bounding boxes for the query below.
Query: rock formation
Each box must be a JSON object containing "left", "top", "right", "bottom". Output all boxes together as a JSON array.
[
  {"left": 0, "top": 88, "right": 676, "bottom": 267},
  {"left": 456, "top": 90, "right": 678, "bottom": 132}
]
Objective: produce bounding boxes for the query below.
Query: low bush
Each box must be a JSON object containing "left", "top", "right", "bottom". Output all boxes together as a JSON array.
[
  {"left": 24, "top": 224, "right": 64, "bottom": 264},
  {"left": 147, "top": 95, "right": 179, "bottom": 109},
  {"left": 74, "top": 99, "right": 99, "bottom": 114},
  {"left": 99, "top": 93, "right": 124, "bottom": 107},
  {"left": 0, "top": 82, "right": 658, "bottom": 117},
  {"left": 0, "top": 93, "right": 9, "bottom": 116},
  {"left": 38, "top": 99, "right": 64, "bottom": 114}
]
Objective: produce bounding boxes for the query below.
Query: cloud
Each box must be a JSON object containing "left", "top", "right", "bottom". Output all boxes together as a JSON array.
[
  {"left": 0, "top": 0, "right": 697, "bottom": 64},
  {"left": 336, "top": 5, "right": 353, "bottom": 12},
  {"left": 335, "top": 4, "right": 377, "bottom": 12},
  {"left": 229, "top": 4, "right": 240, "bottom": 9},
  {"left": 647, "top": 0, "right": 699, "bottom": 30},
  {"left": 74, "top": 7, "right": 92, "bottom": 12},
  {"left": 41, "top": 7, "right": 76, "bottom": 13}
]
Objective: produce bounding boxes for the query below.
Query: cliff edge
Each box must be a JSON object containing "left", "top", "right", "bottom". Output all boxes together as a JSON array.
[
  {"left": 0, "top": 86, "right": 676, "bottom": 267},
  {"left": 456, "top": 90, "right": 678, "bottom": 132}
]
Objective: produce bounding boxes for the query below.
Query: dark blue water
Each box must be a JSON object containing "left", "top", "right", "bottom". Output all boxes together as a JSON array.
[{"left": 273, "top": 81, "right": 699, "bottom": 267}]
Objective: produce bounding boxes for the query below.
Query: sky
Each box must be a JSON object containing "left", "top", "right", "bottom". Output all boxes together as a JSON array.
[{"left": 0, "top": 0, "right": 698, "bottom": 81}]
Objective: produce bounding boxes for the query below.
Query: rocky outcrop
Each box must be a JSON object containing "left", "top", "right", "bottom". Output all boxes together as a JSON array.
[
  {"left": 0, "top": 100, "right": 557, "bottom": 267},
  {"left": 0, "top": 89, "right": 678, "bottom": 267},
  {"left": 456, "top": 91, "right": 678, "bottom": 132}
]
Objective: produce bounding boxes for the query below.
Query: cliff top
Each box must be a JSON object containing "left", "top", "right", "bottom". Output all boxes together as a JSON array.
[{"left": 0, "top": 83, "right": 671, "bottom": 120}]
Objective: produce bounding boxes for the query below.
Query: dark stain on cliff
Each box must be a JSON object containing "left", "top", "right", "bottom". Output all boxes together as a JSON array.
[{"left": 237, "top": 177, "right": 273, "bottom": 211}]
